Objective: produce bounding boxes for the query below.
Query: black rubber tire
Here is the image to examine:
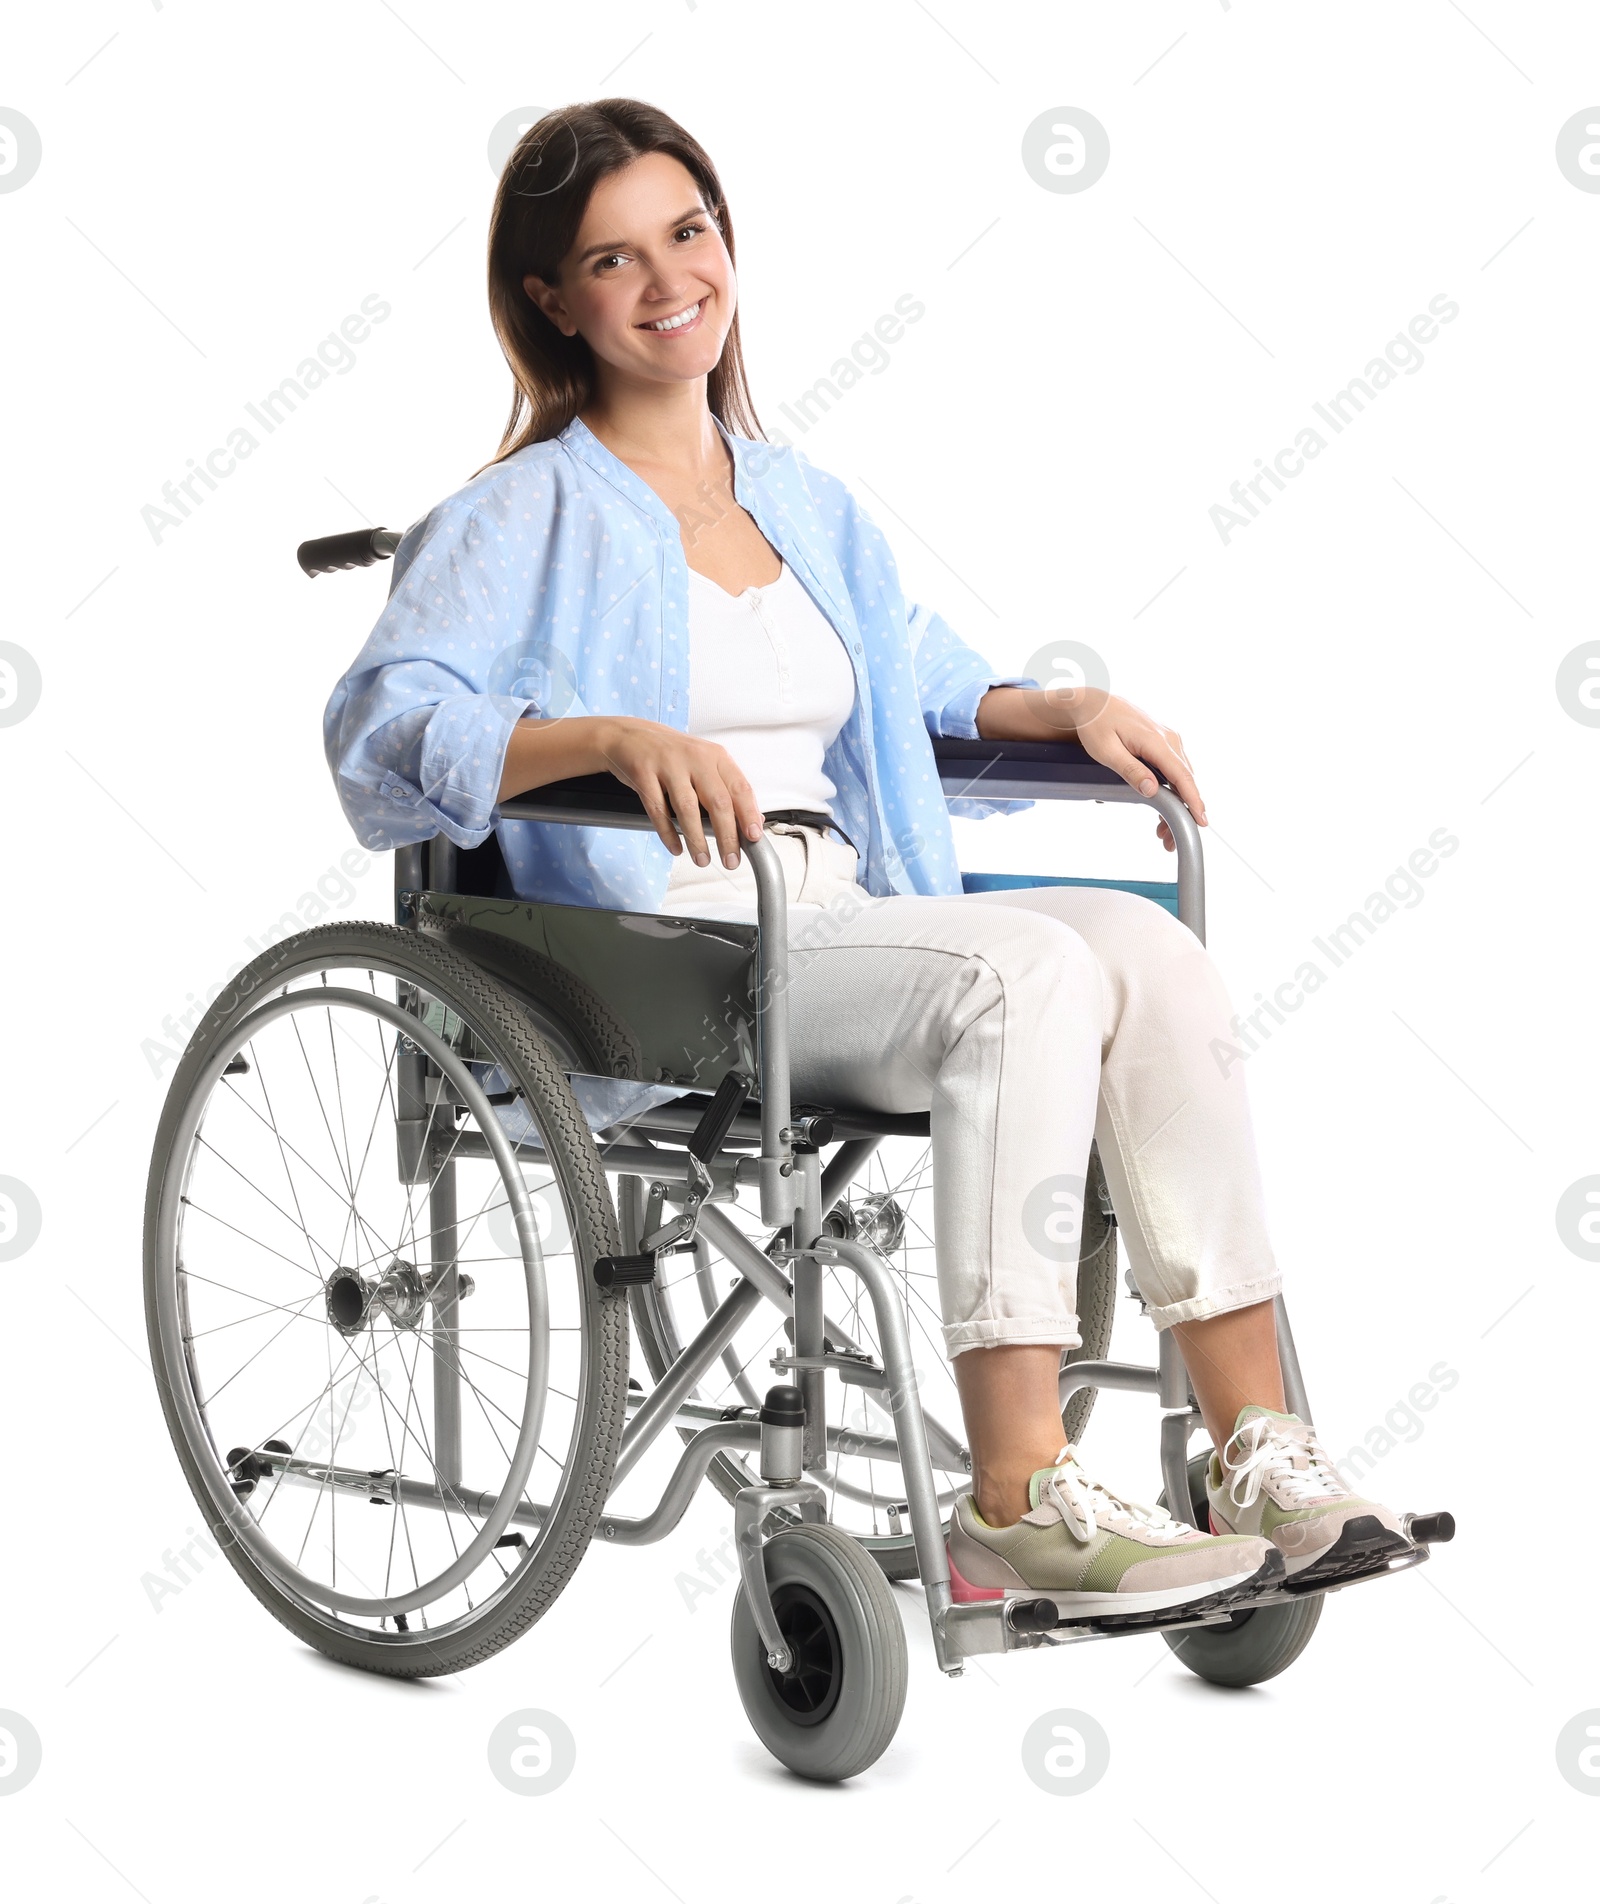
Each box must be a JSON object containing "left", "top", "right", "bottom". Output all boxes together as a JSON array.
[
  {"left": 1159, "top": 1451, "right": 1323, "bottom": 1687},
  {"left": 143, "top": 922, "right": 630, "bottom": 1678},
  {"left": 731, "top": 1522, "right": 908, "bottom": 1781}
]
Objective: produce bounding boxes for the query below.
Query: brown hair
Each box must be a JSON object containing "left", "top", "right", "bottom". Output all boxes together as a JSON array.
[{"left": 479, "top": 98, "right": 764, "bottom": 471}]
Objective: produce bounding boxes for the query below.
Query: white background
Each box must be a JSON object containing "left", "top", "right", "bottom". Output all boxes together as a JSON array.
[{"left": 2, "top": 2, "right": 1596, "bottom": 1899}]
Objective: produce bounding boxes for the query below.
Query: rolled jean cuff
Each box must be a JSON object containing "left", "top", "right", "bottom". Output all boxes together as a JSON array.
[
  {"left": 1142, "top": 1271, "right": 1284, "bottom": 1333},
  {"left": 943, "top": 1314, "right": 1083, "bottom": 1360}
]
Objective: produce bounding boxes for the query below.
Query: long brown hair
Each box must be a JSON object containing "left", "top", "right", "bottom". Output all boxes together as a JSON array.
[{"left": 480, "top": 99, "right": 764, "bottom": 471}]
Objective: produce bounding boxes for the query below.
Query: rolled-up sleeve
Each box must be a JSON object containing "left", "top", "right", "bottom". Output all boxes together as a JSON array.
[
  {"left": 323, "top": 497, "right": 575, "bottom": 851},
  {"left": 907, "top": 601, "right": 1037, "bottom": 740}
]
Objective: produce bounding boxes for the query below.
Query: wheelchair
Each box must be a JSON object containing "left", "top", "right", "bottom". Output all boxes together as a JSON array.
[{"left": 142, "top": 522, "right": 1455, "bottom": 1782}]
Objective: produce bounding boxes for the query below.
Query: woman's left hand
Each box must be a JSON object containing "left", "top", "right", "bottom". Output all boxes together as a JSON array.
[
  {"left": 975, "top": 685, "right": 1207, "bottom": 852},
  {"left": 1067, "top": 692, "right": 1205, "bottom": 852}
]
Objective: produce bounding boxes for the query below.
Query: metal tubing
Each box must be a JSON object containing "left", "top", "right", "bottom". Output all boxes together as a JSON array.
[
  {"left": 934, "top": 775, "right": 1206, "bottom": 946},
  {"left": 792, "top": 1152, "right": 827, "bottom": 1470},
  {"left": 807, "top": 1238, "right": 954, "bottom": 1649},
  {"left": 598, "top": 1419, "right": 761, "bottom": 1543},
  {"left": 1159, "top": 1411, "right": 1197, "bottom": 1524},
  {"left": 1058, "top": 1359, "right": 1162, "bottom": 1404},
  {"left": 255, "top": 1403, "right": 902, "bottom": 1549},
  {"left": 611, "top": 1275, "right": 767, "bottom": 1488},
  {"left": 698, "top": 1203, "right": 970, "bottom": 1477},
  {"left": 735, "top": 1480, "right": 829, "bottom": 1672},
  {"left": 442, "top": 1127, "right": 741, "bottom": 1194},
  {"left": 1145, "top": 786, "right": 1206, "bottom": 943},
  {"left": 794, "top": 1257, "right": 827, "bottom": 1472},
  {"left": 1156, "top": 1327, "right": 1200, "bottom": 1519},
  {"left": 1273, "top": 1295, "right": 1312, "bottom": 1420},
  {"left": 622, "top": 1389, "right": 901, "bottom": 1462},
  {"left": 695, "top": 1202, "right": 798, "bottom": 1312},
  {"left": 794, "top": 1149, "right": 824, "bottom": 1247},
  {"left": 820, "top": 1137, "right": 880, "bottom": 1215},
  {"left": 428, "top": 1159, "right": 462, "bottom": 1491},
  {"left": 1157, "top": 1326, "right": 1193, "bottom": 1411},
  {"left": 743, "top": 830, "right": 796, "bottom": 1226}
]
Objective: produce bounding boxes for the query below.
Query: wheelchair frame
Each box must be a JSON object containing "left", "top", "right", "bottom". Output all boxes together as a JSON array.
[{"left": 392, "top": 740, "right": 1423, "bottom": 1680}]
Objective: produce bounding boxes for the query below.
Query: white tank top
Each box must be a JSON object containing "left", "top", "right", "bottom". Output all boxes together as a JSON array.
[{"left": 684, "top": 561, "right": 856, "bottom": 814}]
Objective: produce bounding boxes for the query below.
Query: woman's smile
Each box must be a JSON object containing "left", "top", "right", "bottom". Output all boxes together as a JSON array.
[{"left": 638, "top": 297, "right": 705, "bottom": 334}]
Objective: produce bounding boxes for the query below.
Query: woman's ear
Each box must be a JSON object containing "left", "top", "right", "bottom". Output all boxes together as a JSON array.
[{"left": 523, "top": 273, "right": 575, "bottom": 336}]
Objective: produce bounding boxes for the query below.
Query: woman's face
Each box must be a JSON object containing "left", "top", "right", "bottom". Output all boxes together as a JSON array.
[{"left": 525, "top": 151, "right": 735, "bottom": 391}]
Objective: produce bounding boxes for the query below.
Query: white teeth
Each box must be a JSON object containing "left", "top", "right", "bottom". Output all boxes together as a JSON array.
[{"left": 646, "top": 301, "right": 701, "bottom": 331}]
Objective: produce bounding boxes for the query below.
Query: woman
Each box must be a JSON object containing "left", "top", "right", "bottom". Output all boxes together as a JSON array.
[{"left": 325, "top": 98, "right": 1409, "bottom": 1618}]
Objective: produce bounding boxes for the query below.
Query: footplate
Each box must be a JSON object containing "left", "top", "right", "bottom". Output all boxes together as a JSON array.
[{"left": 936, "top": 1509, "right": 1454, "bottom": 1660}]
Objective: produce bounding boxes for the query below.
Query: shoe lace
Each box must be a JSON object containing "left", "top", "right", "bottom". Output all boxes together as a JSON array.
[
  {"left": 1039, "top": 1447, "right": 1196, "bottom": 1543},
  {"left": 1222, "top": 1415, "right": 1347, "bottom": 1511}
]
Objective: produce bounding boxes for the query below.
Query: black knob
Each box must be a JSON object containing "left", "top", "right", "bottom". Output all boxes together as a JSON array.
[
  {"left": 1007, "top": 1597, "right": 1059, "bottom": 1633},
  {"left": 759, "top": 1384, "right": 805, "bottom": 1427}
]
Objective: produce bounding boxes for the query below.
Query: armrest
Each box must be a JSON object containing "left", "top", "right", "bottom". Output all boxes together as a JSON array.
[
  {"left": 491, "top": 741, "right": 1203, "bottom": 939},
  {"left": 931, "top": 737, "right": 1206, "bottom": 943},
  {"left": 932, "top": 736, "right": 1126, "bottom": 801},
  {"left": 503, "top": 742, "right": 1125, "bottom": 825},
  {"left": 498, "top": 772, "right": 653, "bottom": 829}
]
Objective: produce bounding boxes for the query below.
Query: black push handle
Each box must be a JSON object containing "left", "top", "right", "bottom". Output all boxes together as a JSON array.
[{"left": 297, "top": 526, "right": 403, "bottom": 577}]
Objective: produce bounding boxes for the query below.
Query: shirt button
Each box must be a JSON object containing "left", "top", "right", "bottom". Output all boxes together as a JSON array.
[{"left": 853, "top": 642, "right": 863, "bottom": 655}]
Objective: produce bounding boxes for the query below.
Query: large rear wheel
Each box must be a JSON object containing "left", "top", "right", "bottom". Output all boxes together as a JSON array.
[{"left": 144, "top": 923, "right": 629, "bottom": 1676}]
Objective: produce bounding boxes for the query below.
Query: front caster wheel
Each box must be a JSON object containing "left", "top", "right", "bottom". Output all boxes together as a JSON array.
[
  {"left": 1159, "top": 1451, "right": 1323, "bottom": 1687},
  {"left": 730, "top": 1522, "right": 907, "bottom": 1781}
]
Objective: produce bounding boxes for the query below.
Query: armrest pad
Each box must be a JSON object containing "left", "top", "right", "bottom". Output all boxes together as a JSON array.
[
  {"left": 931, "top": 736, "right": 1126, "bottom": 795},
  {"left": 497, "top": 772, "right": 649, "bottom": 822}
]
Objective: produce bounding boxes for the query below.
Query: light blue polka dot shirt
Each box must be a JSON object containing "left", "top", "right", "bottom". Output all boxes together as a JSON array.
[{"left": 323, "top": 415, "right": 1033, "bottom": 912}]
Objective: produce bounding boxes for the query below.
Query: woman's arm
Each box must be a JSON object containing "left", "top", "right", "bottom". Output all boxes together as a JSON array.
[
  {"left": 498, "top": 715, "right": 765, "bottom": 870},
  {"left": 975, "top": 684, "right": 1207, "bottom": 846}
]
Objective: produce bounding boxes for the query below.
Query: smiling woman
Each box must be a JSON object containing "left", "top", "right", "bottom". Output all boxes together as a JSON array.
[{"left": 483, "top": 99, "right": 763, "bottom": 458}]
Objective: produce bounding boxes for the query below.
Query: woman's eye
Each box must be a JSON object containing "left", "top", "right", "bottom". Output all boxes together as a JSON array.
[
  {"left": 595, "top": 252, "right": 629, "bottom": 272},
  {"left": 674, "top": 223, "right": 706, "bottom": 242}
]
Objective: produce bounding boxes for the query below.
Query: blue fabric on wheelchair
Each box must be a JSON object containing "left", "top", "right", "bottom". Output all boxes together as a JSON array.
[
  {"left": 960, "top": 873, "right": 1181, "bottom": 918},
  {"left": 474, "top": 1064, "right": 690, "bottom": 1141}
]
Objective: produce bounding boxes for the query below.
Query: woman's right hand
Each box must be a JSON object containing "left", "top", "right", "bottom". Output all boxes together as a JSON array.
[{"left": 595, "top": 717, "right": 764, "bottom": 869}]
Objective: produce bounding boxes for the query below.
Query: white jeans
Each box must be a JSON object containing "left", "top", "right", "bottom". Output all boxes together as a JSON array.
[{"left": 664, "top": 826, "right": 1283, "bottom": 1359}]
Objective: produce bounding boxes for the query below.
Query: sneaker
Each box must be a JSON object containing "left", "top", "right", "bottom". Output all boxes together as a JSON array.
[
  {"left": 948, "top": 1446, "right": 1282, "bottom": 1623},
  {"left": 1206, "top": 1406, "right": 1413, "bottom": 1586}
]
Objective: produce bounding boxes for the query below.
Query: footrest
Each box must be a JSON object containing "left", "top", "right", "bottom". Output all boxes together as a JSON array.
[{"left": 592, "top": 1253, "right": 657, "bottom": 1288}]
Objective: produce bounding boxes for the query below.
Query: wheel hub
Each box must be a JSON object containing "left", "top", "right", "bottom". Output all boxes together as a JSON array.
[
  {"left": 324, "top": 1268, "right": 371, "bottom": 1335},
  {"left": 763, "top": 1582, "right": 843, "bottom": 1726},
  {"left": 824, "top": 1191, "right": 907, "bottom": 1255},
  {"left": 325, "top": 1259, "right": 466, "bottom": 1336}
]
